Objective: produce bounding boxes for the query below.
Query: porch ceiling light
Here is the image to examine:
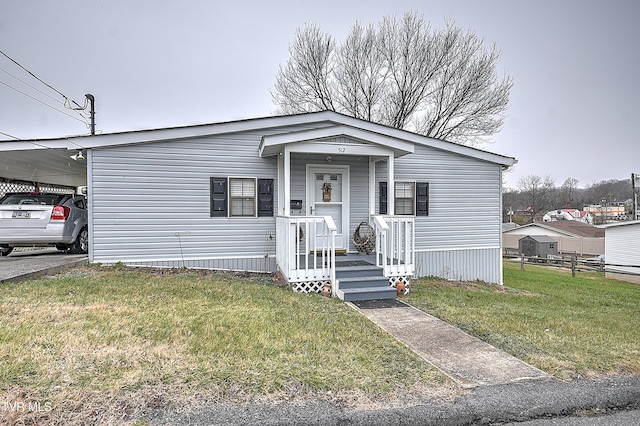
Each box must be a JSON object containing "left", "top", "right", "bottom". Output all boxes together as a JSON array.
[{"left": 70, "top": 151, "right": 85, "bottom": 161}]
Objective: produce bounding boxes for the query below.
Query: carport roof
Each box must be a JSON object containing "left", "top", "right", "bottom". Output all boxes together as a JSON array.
[
  {"left": 0, "top": 111, "right": 517, "bottom": 188},
  {"left": 0, "top": 145, "right": 88, "bottom": 188}
]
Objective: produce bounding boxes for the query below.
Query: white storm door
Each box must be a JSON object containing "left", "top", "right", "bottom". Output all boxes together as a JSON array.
[{"left": 307, "top": 166, "right": 349, "bottom": 251}]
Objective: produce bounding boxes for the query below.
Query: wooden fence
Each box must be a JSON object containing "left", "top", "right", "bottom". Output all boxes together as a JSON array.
[{"left": 504, "top": 253, "right": 604, "bottom": 277}]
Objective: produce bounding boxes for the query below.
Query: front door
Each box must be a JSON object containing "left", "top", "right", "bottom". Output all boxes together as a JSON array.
[{"left": 307, "top": 165, "right": 349, "bottom": 251}]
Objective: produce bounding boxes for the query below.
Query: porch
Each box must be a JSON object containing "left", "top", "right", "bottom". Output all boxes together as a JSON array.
[{"left": 275, "top": 215, "right": 414, "bottom": 301}]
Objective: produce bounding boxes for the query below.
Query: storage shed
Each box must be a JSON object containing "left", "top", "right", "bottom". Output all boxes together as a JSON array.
[{"left": 518, "top": 235, "right": 558, "bottom": 258}]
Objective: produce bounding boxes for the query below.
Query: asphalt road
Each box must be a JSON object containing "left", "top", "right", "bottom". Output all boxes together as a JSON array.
[{"left": 148, "top": 377, "right": 640, "bottom": 425}]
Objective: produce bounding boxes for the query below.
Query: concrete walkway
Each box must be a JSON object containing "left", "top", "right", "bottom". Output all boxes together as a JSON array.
[
  {"left": 0, "top": 248, "right": 88, "bottom": 284},
  {"left": 351, "top": 299, "right": 548, "bottom": 388}
]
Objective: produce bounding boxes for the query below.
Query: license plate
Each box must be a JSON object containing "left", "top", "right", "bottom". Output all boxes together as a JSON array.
[{"left": 12, "top": 211, "right": 31, "bottom": 218}]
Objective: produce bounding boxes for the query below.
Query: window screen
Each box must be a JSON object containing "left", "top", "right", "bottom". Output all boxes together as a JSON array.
[
  {"left": 229, "top": 178, "right": 256, "bottom": 217},
  {"left": 395, "top": 182, "right": 415, "bottom": 215}
]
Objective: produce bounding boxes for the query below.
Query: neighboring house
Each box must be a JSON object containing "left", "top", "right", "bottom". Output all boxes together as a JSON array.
[
  {"left": 584, "top": 203, "right": 629, "bottom": 222},
  {"left": 503, "top": 220, "right": 604, "bottom": 256},
  {"left": 542, "top": 209, "right": 593, "bottom": 224},
  {"left": 600, "top": 220, "right": 640, "bottom": 284},
  {"left": 0, "top": 111, "right": 516, "bottom": 297}
]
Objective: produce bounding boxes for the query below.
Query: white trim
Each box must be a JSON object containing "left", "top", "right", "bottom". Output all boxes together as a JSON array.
[
  {"left": 96, "top": 254, "right": 275, "bottom": 264},
  {"left": 368, "top": 158, "right": 376, "bottom": 216},
  {"left": 227, "top": 176, "right": 258, "bottom": 218},
  {"left": 2, "top": 111, "right": 515, "bottom": 167},
  {"left": 599, "top": 220, "right": 640, "bottom": 228},
  {"left": 87, "top": 149, "right": 94, "bottom": 262},
  {"left": 283, "top": 148, "right": 291, "bottom": 216},
  {"left": 415, "top": 246, "right": 502, "bottom": 253},
  {"left": 306, "top": 164, "right": 350, "bottom": 251},
  {"left": 260, "top": 125, "right": 414, "bottom": 158}
]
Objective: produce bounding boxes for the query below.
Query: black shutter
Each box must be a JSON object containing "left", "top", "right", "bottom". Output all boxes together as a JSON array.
[
  {"left": 379, "top": 182, "right": 388, "bottom": 214},
  {"left": 257, "top": 178, "right": 274, "bottom": 217},
  {"left": 210, "top": 177, "right": 227, "bottom": 217},
  {"left": 416, "top": 182, "right": 429, "bottom": 216}
]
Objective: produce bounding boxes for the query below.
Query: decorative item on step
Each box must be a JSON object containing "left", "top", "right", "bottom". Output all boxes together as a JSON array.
[
  {"left": 353, "top": 222, "right": 375, "bottom": 255},
  {"left": 321, "top": 182, "right": 332, "bottom": 202},
  {"left": 321, "top": 283, "right": 332, "bottom": 297}
]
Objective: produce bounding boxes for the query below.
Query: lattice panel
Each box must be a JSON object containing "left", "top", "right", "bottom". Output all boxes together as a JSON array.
[
  {"left": 389, "top": 276, "right": 411, "bottom": 295},
  {"left": 291, "top": 280, "right": 331, "bottom": 294},
  {"left": 0, "top": 179, "right": 75, "bottom": 198}
]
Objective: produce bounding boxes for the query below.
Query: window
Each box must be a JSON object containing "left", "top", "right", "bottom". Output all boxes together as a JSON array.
[
  {"left": 230, "top": 178, "right": 256, "bottom": 217},
  {"left": 210, "top": 177, "right": 274, "bottom": 218},
  {"left": 379, "top": 181, "right": 429, "bottom": 216},
  {"left": 395, "top": 182, "right": 415, "bottom": 215}
]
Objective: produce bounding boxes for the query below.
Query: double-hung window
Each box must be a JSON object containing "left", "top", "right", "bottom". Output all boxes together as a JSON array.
[
  {"left": 394, "top": 182, "right": 415, "bottom": 215},
  {"left": 229, "top": 178, "right": 256, "bottom": 217},
  {"left": 210, "top": 177, "right": 274, "bottom": 218},
  {"left": 379, "top": 181, "right": 429, "bottom": 216}
]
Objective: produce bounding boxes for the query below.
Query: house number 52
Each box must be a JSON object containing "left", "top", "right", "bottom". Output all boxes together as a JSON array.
[{"left": 337, "top": 147, "right": 346, "bottom": 153}]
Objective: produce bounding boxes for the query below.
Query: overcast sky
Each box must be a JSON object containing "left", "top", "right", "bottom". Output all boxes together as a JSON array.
[{"left": 1, "top": 0, "right": 638, "bottom": 189}]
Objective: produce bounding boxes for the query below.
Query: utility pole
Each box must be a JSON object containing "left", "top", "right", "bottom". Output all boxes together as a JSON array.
[
  {"left": 85, "top": 94, "right": 95, "bottom": 135},
  {"left": 633, "top": 173, "right": 639, "bottom": 221}
]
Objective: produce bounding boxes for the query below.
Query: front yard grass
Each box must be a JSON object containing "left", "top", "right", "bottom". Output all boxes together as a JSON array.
[
  {"left": 2, "top": 262, "right": 639, "bottom": 424},
  {"left": 406, "top": 261, "right": 640, "bottom": 379},
  {"left": 0, "top": 265, "right": 449, "bottom": 424}
]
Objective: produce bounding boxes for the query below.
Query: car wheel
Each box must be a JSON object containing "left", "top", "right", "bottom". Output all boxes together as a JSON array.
[
  {"left": 68, "top": 226, "right": 88, "bottom": 254},
  {"left": 0, "top": 246, "right": 13, "bottom": 256}
]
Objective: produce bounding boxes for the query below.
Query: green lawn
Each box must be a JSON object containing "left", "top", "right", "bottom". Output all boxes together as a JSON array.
[
  {"left": 406, "top": 262, "right": 640, "bottom": 379},
  {"left": 0, "top": 265, "right": 448, "bottom": 424},
  {"left": 2, "top": 262, "right": 638, "bottom": 424}
]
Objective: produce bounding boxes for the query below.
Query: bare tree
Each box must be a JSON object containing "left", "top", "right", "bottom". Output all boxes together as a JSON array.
[
  {"left": 271, "top": 12, "right": 513, "bottom": 147},
  {"left": 517, "top": 175, "right": 555, "bottom": 222},
  {"left": 271, "top": 25, "right": 336, "bottom": 114},
  {"left": 560, "top": 177, "right": 579, "bottom": 207}
]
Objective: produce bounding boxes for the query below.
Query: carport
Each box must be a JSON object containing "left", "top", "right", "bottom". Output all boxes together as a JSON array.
[{"left": 0, "top": 139, "right": 88, "bottom": 188}]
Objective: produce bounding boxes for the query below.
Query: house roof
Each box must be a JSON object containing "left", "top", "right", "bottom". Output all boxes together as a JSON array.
[
  {"left": 512, "top": 221, "right": 605, "bottom": 238},
  {"left": 0, "top": 111, "right": 516, "bottom": 187},
  {"left": 599, "top": 220, "right": 640, "bottom": 229},
  {"left": 520, "top": 235, "right": 558, "bottom": 243}
]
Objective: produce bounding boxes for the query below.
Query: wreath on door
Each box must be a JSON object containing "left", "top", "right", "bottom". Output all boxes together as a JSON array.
[{"left": 322, "top": 182, "right": 332, "bottom": 202}]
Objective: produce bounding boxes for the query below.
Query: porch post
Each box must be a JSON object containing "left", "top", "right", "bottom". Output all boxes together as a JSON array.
[
  {"left": 369, "top": 158, "right": 376, "bottom": 216},
  {"left": 283, "top": 147, "right": 291, "bottom": 216},
  {"left": 387, "top": 153, "right": 395, "bottom": 216}
]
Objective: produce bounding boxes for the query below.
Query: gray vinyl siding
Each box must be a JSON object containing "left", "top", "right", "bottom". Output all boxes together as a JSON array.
[
  {"left": 89, "top": 124, "right": 505, "bottom": 283},
  {"left": 90, "top": 132, "right": 280, "bottom": 271},
  {"left": 394, "top": 145, "right": 503, "bottom": 283}
]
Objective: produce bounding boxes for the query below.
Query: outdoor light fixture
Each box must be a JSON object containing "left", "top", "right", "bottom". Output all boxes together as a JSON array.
[
  {"left": 326, "top": 155, "right": 332, "bottom": 163},
  {"left": 70, "top": 151, "right": 85, "bottom": 161}
]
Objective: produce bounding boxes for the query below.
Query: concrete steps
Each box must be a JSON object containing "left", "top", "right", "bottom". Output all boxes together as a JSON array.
[{"left": 335, "top": 263, "right": 396, "bottom": 302}]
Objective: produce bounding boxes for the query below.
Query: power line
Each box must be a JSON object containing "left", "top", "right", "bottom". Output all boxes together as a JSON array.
[
  {"left": 0, "top": 65, "right": 65, "bottom": 106},
  {"left": 0, "top": 49, "right": 84, "bottom": 109},
  {"left": 0, "top": 131, "right": 20, "bottom": 140},
  {"left": 0, "top": 49, "right": 94, "bottom": 132},
  {"left": 0, "top": 79, "right": 90, "bottom": 126}
]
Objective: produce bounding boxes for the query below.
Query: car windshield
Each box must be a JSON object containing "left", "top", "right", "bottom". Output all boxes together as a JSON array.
[{"left": 0, "top": 194, "right": 66, "bottom": 206}]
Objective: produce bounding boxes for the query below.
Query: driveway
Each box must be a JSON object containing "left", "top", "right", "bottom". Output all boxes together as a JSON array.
[{"left": 0, "top": 248, "right": 88, "bottom": 283}]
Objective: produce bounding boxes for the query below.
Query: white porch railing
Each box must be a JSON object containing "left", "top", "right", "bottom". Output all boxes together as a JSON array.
[
  {"left": 373, "top": 215, "right": 415, "bottom": 277},
  {"left": 275, "top": 216, "right": 337, "bottom": 294}
]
